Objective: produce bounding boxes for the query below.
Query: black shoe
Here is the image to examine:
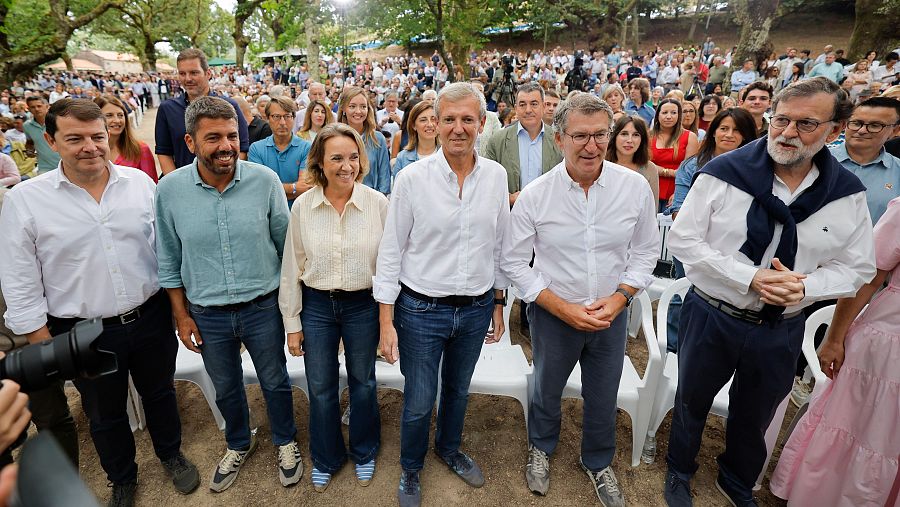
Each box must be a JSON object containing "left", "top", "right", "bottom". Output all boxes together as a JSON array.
[
  {"left": 107, "top": 481, "right": 137, "bottom": 507},
  {"left": 663, "top": 470, "right": 693, "bottom": 507},
  {"left": 162, "top": 452, "right": 200, "bottom": 494},
  {"left": 437, "top": 450, "right": 485, "bottom": 488},
  {"left": 715, "top": 476, "right": 758, "bottom": 507}
]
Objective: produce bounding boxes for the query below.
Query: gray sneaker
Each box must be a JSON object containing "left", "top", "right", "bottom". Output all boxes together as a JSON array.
[
  {"left": 790, "top": 376, "right": 811, "bottom": 407},
  {"left": 525, "top": 445, "right": 550, "bottom": 495},
  {"left": 437, "top": 450, "right": 484, "bottom": 488},
  {"left": 209, "top": 431, "right": 258, "bottom": 492},
  {"left": 277, "top": 441, "right": 303, "bottom": 487},
  {"left": 581, "top": 461, "right": 625, "bottom": 507},
  {"left": 398, "top": 469, "right": 421, "bottom": 507}
]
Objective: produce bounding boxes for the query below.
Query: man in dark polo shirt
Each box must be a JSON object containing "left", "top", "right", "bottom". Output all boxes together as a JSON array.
[{"left": 155, "top": 48, "right": 249, "bottom": 176}]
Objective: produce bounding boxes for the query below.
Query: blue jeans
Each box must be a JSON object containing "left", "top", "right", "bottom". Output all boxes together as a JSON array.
[
  {"left": 395, "top": 290, "right": 494, "bottom": 471},
  {"left": 300, "top": 286, "right": 380, "bottom": 474},
  {"left": 665, "top": 257, "right": 686, "bottom": 353},
  {"left": 189, "top": 291, "right": 296, "bottom": 449}
]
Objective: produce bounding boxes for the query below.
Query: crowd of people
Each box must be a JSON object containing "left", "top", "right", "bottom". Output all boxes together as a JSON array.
[{"left": 0, "top": 37, "right": 899, "bottom": 507}]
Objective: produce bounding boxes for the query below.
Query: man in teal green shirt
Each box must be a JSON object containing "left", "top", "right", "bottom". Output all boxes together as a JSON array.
[
  {"left": 155, "top": 96, "right": 302, "bottom": 493},
  {"left": 23, "top": 95, "right": 61, "bottom": 173},
  {"left": 830, "top": 96, "right": 900, "bottom": 224},
  {"left": 807, "top": 52, "right": 845, "bottom": 84}
]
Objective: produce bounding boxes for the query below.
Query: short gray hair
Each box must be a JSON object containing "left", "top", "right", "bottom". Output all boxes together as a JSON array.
[
  {"left": 553, "top": 93, "right": 614, "bottom": 134},
  {"left": 383, "top": 90, "right": 400, "bottom": 101},
  {"left": 185, "top": 96, "right": 237, "bottom": 138},
  {"left": 435, "top": 82, "right": 486, "bottom": 120},
  {"left": 772, "top": 76, "right": 853, "bottom": 123},
  {"left": 516, "top": 82, "right": 545, "bottom": 101}
]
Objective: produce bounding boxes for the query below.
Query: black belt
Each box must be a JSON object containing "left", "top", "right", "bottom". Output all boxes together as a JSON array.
[
  {"left": 304, "top": 285, "right": 373, "bottom": 300},
  {"left": 400, "top": 283, "right": 491, "bottom": 307},
  {"left": 49, "top": 290, "right": 163, "bottom": 328},
  {"left": 692, "top": 287, "right": 801, "bottom": 325},
  {"left": 205, "top": 290, "right": 276, "bottom": 312}
]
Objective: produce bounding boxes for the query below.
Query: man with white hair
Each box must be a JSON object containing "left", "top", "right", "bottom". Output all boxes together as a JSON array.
[
  {"left": 662, "top": 77, "right": 876, "bottom": 507},
  {"left": 375, "top": 82, "right": 509, "bottom": 507},
  {"left": 292, "top": 82, "right": 329, "bottom": 132}
]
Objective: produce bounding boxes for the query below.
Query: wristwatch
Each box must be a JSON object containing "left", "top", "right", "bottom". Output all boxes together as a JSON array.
[
  {"left": 614, "top": 288, "right": 634, "bottom": 307},
  {"left": 494, "top": 292, "right": 507, "bottom": 306}
]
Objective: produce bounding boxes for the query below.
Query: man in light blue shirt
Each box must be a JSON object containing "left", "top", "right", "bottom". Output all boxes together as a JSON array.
[
  {"left": 23, "top": 95, "right": 61, "bottom": 173},
  {"left": 830, "top": 97, "right": 900, "bottom": 224},
  {"left": 155, "top": 96, "right": 302, "bottom": 493},
  {"left": 247, "top": 96, "right": 312, "bottom": 206},
  {"left": 729, "top": 59, "right": 758, "bottom": 98},
  {"left": 807, "top": 52, "right": 845, "bottom": 83}
]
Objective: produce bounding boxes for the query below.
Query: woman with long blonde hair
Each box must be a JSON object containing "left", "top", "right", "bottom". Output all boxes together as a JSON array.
[{"left": 337, "top": 86, "right": 390, "bottom": 194}]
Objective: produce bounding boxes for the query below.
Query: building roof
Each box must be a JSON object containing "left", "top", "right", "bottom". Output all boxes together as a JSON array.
[
  {"left": 88, "top": 50, "right": 140, "bottom": 62},
  {"left": 46, "top": 59, "right": 104, "bottom": 71}
]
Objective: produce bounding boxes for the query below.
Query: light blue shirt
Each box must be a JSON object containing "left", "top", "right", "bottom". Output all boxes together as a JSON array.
[
  {"left": 730, "top": 69, "right": 757, "bottom": 92},
  {"left": 667, "top": 156, "right": 699, "bottom": 215},
  {"left": 248, "top": 134, "right": 311, "bottom": 205},
  {"left": 517, "top": 123, "right": 544, "bottom": 189},
  {"left": 155, "top": 159, "right": 290, "bottom": 307},
  {"left": 808, "top": 62, "right": 844, "bottom": 83},
  {"left": 831, "top": 144, "right": 900, "bottom": 224},
  {"left": 643, "top": 59, "right": 658, "bottom": 79},
  {"left": 23, "top": 119, "right": 61, "bottom": 174},
  {"left": 362, "top": 133, "right": 391, "bottom": 194}
]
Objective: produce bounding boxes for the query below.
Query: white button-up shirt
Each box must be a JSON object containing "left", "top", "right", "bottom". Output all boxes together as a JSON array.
[
  {"left": 373, "top": 148, "right": 510, "bottom": 303},
  {"left": 502, "top": 161, "right": 659, "bottom": 305},
  {"left": 669, "top": 167, "right": 876, "bottom": 312},
  {"left": 279, "top": 183, "right": 389, "bottom": 332},
  {"left": 0, "top": 163, "right": 160, "bottom": 335}
]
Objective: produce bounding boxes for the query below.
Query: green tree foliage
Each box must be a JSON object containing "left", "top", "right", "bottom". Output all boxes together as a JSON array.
[{"left": 0, "top": 0, "right": 122, "bottom": 86}]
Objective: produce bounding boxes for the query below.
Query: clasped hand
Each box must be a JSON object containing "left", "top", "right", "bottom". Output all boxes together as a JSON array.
[{"left": 750, "top": 258, "right": 806, "bottom": 306}]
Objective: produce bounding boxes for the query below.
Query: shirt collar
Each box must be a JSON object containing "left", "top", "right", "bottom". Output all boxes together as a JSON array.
[
  {"left": 834, "top": 143, "right": 889, "bottom": 167},
  {"left": 516, "top": 121, "right": 546, "bottom": 140},
  {"left": 558, "top": 160, "right": 606, "bottom": 190},
  {"left": 263, "top": 134, "right": 304, "bottom": 148},
  {"left": 435, "top": 147, "right": 481, "bottom": 182},
  {"left": 52, "top": 160, "right": 122, "bottom": 189},
  {"left": 190, "top": 158, "right": 243, "bottom": 188},
  {"left": 308, "top": 182, "right": 367, "bottom": 211}
]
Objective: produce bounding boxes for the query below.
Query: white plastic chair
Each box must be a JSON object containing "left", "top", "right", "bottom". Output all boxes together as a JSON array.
[
  {"left": 799, "top": 305, "right": 835, "bottom": 401},
  {"left": 173, "top": 337, "right": 226, "bottom": 431},
  {"left": 67, "top": 377, "right": 145, "bottom": 432},
  {"left": 461, "top": 295, "right": 533, "bottom": 432},
  {"left": 647, "top": 278, "right": 795, "bottom": 488},
  {"left": 562, "top": 291, "right": 663, "bottom": 467}
]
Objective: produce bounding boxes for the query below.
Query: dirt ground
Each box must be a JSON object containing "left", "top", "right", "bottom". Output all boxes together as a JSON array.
[{"left": 62, "top": 109, "right": 799, "bottom": 506}]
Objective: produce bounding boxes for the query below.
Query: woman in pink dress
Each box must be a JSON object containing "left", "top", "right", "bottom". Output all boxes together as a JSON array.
[{"left": 770, "top": 197, "right": 900, "bottom": 507}]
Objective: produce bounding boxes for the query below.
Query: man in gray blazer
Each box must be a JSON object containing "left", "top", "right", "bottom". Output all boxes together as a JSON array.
[{"left": 483, "top": 83, "right": 563, "bottom": 206}]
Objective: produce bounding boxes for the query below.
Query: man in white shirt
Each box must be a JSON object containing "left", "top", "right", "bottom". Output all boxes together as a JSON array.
[
  {"left": 503, "top": 93, "right": 657, "bottom": 506},
  {"left": 376, "top": 91, "right": 404, "bottom": 140},
  {"left": 374, "top": 82, "right": 508, "bottom": 507},
  {"left": 659, "top": 60, "right": 681, "bottom": 92},
  {"left": 0, "top": 99, "right": 200, "bottom": 507},
  {"left": 872, "top": 52, "right": 898, "bottom": 90},
  {"left": 468, "top": 79, "right": 501, "bottom": 148},
  {"left": 662, "top": 77, "right": 876, "bottom": 507}
]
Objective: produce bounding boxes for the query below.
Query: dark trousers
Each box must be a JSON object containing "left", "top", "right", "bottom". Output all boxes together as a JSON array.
[
  {"left": 48, "top": 291, "right": 182, "bottom": 484},
  {"left": 666, "top": 290, "right": 804, "bottom": 501},
  {"left": 528, "top": 304, "right": 626, "bottom": 471},
  {"left": 26, "top": 379, "right": 79, "bottom": 467}
]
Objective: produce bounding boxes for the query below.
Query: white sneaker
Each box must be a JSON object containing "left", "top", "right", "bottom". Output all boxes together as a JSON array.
[
  {"left": 790, "top": 376, "right": 811, "bottom": 407},
  {"left": 209, "top": 432, "right": 258, "bottom": 492},
  {"left": 277, "top": 441, "right": 304, "bottom": 487}
]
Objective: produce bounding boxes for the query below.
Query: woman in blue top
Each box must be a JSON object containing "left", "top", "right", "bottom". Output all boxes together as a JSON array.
[
  {"left": 663, "top": 107, "right": 757, "bottom": 352},
  {"left": 392, "top": 101, "right": 439, "bottom": 176},
  {"left": 248, "top": 96, "right": 313, "bottom": 206},
  {"left": 337, "top": 86, "right": 391, "bottom": 194}
]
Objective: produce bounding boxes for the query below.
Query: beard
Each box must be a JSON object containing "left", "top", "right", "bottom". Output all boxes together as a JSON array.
[
  {"left": 200, "top": 150, "right": 238, "bottom": 175},
  {"left": 766, "top": 133, "right": 827, "bottom": 168}
]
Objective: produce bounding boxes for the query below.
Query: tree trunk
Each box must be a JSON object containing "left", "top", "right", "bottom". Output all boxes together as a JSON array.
[
  {"left": 726, "top": 0, "right": 779, "bottom": 92},
  {"left": 688, "top": 0, "right": 703, "bottom": 42},
  {"left": 144, "top": 39, "right": 158, "bottom": 72},
  {"left": 233, "top": 0, "right": 262, "bottom": 70},
  {"left": 543, "top": 23, "right": 549, "bottom": 53},
  {"left": 62, "top": 53, "right": 74, "bottom": 71},
  {"left": 304, "top": 0, "right": 321, "bottom": 83},
  {"left": 0, "top": 0, "right": 119, "bottom": 87},
  {"left": 424, "top": 0, "right": 455, "bottom": 83},
  {"left": 270, "top": 17, "right": 285, "bottom": 47},
  {"left": 847, "top": 0, "right": 899, "bottom": 61},
  {"left": 632, "top": 6, "right": 639, "bottom": 52}
]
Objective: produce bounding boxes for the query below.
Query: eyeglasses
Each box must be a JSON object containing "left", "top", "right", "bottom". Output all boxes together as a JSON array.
[
  {"left": 269, "top": 114, "right": 295, "bottom": 122},
  {"left": 770, "top": 115, "right": 832, "bottom": 133},
  {"left": 564, "top": 130, "right": 612, "bottom": 145},
  {"left": 847, "top": 119, "right": 898, "bottom": 134}
]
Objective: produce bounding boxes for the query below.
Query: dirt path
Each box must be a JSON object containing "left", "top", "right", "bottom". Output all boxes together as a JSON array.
[{"left": 70, "top": 109, "right": 792, "bottom": 506}]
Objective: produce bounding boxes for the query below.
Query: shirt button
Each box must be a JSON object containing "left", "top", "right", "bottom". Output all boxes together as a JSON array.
[{"left": 220, "top": 222, "right": 225, "bottom": 226}]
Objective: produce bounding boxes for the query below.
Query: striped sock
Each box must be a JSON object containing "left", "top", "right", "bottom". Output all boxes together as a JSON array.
[
  {"left": 355, "top": 458, "right": 376, "bottom": 483},
  {"left": 311, "top": 467, "right": 331, "bottom": 490}
]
